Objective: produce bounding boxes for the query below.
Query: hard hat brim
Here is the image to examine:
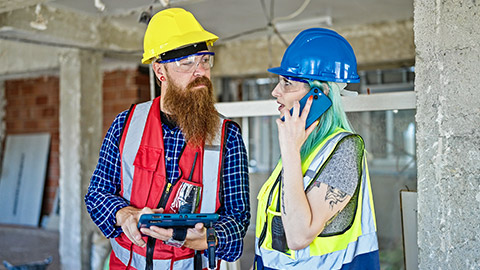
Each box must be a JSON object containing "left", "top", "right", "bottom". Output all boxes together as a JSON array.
[
  {"left": 268, "top": 66, "right": 360, "bottom": 84},
  {"left": 142, "top": 31, "right": 218, "bottom": 64}
]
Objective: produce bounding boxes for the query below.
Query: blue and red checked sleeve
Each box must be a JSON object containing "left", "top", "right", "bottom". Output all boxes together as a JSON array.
[
  {"left": 85, "top": 110, "right": 129, "bottom": 238},
  {"left": 213, "top": 122, "right": 251, "bottom": 262}
]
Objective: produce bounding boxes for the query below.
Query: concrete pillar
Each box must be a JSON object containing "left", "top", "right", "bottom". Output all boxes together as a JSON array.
[
  {"left": 414, "top": 0, "right": 480, "bottom": 268},
  {"left": 59, "top": 49, "right": 103, "bottom": 269}
]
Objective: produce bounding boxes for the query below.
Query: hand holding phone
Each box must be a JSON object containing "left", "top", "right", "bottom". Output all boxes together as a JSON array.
[{"left": 281, "top": 86, "right": 332, "bottom": 128}]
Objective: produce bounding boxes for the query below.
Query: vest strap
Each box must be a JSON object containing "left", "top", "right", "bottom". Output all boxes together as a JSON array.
[
  {"left": 200, "top": 117, "right": 225, "bottom": 213},
  {"left": 121, "top": 101, "right": 152, "bottom": 202}
]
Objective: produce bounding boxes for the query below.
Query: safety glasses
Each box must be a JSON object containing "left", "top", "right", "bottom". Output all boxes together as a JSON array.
[
  {"left": 278, "top": 75, "right": 309, "bottom": 93},
  {"left": 158, "top": 52, "right": 215, "bottom": 73}
]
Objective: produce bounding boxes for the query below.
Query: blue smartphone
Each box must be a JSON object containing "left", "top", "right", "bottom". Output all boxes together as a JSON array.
[
  {"left": 137, "top": 213, "right": 219, "bottom": 229},
  {"left": 281, "top": 87, "right": 332, "bottom": 128}
]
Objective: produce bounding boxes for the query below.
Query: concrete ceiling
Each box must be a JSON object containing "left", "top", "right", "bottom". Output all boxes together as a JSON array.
[{"left": 4, "top": 0, "right": 413, "bottom": 43}]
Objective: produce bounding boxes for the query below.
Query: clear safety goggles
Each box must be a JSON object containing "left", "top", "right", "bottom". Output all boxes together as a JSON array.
[
  {"left": 278, "top": 75, "right": 309, "bottom": 93},
  {"left": 158, "top": 52, "right": 215, "bottom": 73}
]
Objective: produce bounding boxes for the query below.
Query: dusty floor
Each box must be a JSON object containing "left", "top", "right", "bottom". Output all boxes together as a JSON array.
[
  {"left": 0, "top": 225, "right": 255, "bottom": 270},
  {"left": 0, "top": 225, "right": 60, "bottom": 270}
]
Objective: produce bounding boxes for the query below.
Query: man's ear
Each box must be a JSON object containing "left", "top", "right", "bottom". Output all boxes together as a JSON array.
[{"left": 152, "top": 62, "right": 164, "bottom": 78}]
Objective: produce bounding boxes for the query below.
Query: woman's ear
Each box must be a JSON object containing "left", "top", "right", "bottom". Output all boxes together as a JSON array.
[{"left": 322, "top": 82, "right": 330, "bottom": 96}]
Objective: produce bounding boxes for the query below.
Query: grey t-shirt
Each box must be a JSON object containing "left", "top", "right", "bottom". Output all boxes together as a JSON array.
[{"left": 315, "top": 135, "right": 363, "bottom": 235}]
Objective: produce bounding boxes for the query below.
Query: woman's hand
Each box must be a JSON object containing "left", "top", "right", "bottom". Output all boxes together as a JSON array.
[{"left": 276, "top": 95, "right": 318, "bottom": 157}]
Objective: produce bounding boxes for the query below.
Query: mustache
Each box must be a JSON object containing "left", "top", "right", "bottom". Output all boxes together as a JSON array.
[{"left": 187, "top": 76, "right": 212, "bottom": 90}]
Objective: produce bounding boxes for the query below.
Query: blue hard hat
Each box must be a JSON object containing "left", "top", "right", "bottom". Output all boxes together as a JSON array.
[{"left": 268, "top": 28, "right": 360, "bottom": 83}]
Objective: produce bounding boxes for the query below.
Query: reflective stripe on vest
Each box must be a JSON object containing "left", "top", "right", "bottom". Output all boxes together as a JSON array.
[
  {"left": 201, "top": 117, "right": 223, "bottom": 213},
  {"left": 121, "top": 101, "right": 152, "bottom": 201},
  {"left": 255, "top": 129, "right": 379, "bottom": 269},
  {"left": 110, "top": 239, "right": 212, "bottom": 270}
]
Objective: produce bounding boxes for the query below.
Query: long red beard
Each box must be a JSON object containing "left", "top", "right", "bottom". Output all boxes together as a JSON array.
[{"left": 162, "top": 75, "right": 220, "bottom": 146}]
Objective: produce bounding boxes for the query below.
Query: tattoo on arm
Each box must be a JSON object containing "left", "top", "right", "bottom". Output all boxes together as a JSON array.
[{"left": 325, "top": 186, "right": 348, "bottom": 210}]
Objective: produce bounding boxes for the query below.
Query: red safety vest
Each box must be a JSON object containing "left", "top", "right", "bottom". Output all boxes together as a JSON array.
[{"left": 111, "top": 97, "right": 230, "bottom": 269}]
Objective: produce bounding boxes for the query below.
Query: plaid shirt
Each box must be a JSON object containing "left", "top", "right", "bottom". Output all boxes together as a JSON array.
[{"left": 85, "top": 109, "right": 250, "bottom": 262}]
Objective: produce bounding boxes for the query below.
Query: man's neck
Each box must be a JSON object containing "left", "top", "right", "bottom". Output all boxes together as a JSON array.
[{"left": 160, "top": 110, "right": 177, "bottom": 129}]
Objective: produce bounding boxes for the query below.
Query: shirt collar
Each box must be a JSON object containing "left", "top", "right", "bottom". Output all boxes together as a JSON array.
[{"left": 160, "top": 111, "right": 178, "bottom": 130}]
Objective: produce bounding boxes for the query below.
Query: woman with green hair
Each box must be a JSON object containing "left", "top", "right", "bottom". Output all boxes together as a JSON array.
[{"left": 254, "top": 28, "right": 380, "bottom": 269}]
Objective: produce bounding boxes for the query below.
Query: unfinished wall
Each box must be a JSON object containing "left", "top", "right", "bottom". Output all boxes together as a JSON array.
[
  {"left": 414, "top": 0, "right": 480, "bottom": 268},
  {"left": 4, "top": 76, "right": 60, "bottom": 216},
  {"left": 102, "top": 69, "right": 150, "bottom": 135},
  {"left": 0, "top": 81, "right": 4, "bottom": 158},
  {"left": 1, "top": 68, "right": 149, "bottom": 222},
  {"left": 212, "top": 19, "right": 414, "bottom": 77}
]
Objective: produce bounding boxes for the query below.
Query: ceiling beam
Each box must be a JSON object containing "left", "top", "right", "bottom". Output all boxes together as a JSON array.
[
  {"left": 0, "top": 0, "right": 49, "bottom": 14},
  {"left": 0, "top": 4, "right": 143, "bottom": 54}
]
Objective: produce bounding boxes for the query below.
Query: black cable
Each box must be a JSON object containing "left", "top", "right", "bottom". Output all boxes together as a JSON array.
[
  {"left": 221, "top": 27, "right": 268, "bottom": 42},
  {"left": 272, "top": 25, "right": 288, "bottom": 47}
]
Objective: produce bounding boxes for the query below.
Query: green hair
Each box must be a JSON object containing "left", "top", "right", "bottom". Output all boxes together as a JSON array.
[{"left": 300, "top": 80, "right": 355, "bottom": 161}]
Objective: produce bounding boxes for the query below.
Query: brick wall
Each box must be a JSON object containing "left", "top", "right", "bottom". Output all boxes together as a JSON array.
[
  {"left": 5, "top": 76, "right": 60, "bottom": 217},
  {"left": 102, "top": 68, "right": 150, "bottom": 135},
  {"left": 3, "top": 68, "right": 150, "bottom": 218}
]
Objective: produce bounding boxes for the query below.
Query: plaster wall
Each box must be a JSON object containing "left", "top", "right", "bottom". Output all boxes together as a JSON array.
[
  {"left": 414, "top": 0, "right": 480, "bottom": 268},
  {"left": 0, "top": 5, "right": 143, "bottom": 54},
  {"left": 212, "top": 19, "right": 414, "bottom": 77},
  {"left": 0, "top": 40, "right": 59, "bottom": 76}
]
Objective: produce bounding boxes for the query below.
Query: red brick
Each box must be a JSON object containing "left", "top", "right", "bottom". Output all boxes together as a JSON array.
[
  {"left": 103, "top": 89, "right": 117, "bottom": 101},
  {"left": 23, "top": 96, "right": 36, "bottom": 106},
  {"left": 42, "top": 107, "right": 56, "bottom": 117},
  {"left": 23, "top": 120, "right": 38, "bottom": 130},
  {"left": 20, "top": 87, "right": 33, "bottom": 96},
  {"left": 36, "top": 96, "right": 48, "bottom": 105},
  {"left": 6, "top": 121, "right": 21, "bottom": 131}
]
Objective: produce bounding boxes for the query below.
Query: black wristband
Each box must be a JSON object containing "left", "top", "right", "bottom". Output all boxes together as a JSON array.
[{"left": 172, "top": 227, "right": 187, "bottom": 241}]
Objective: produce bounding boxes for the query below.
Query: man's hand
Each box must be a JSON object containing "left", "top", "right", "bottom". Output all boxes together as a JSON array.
[
  {"left": 139, "top": 225, "right": 174, "bottom": 242},
  {"left": 115, "top": 206, "right": 162, "bottom": 247},
  {"left": 183, "top": 223, "right": 209, "bottom": 250}
]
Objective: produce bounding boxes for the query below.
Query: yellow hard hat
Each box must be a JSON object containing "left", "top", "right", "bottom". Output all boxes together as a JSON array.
[{"left": 141, "top": 8, "right": 219, "bottom": 64}]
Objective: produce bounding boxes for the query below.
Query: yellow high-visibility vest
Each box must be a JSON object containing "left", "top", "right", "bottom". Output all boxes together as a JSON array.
[{"left": 255, "top": 129, "right": 379, "bottom": 269}]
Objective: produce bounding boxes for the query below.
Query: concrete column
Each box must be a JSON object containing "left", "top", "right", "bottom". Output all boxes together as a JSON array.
[
  {"left": 414, "top": 0, "right": 480, "bottom": 269},
  {"left": 59, "top": 49, "right": 103, "bottom": 269}
]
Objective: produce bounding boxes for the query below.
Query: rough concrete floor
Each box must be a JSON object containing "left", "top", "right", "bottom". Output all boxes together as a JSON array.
[
  {"left": 0, "top": 224, "right": 255, "bottom": 270},
  {"left": 0, "top": 225, "right": 60, "bottom": 270}
]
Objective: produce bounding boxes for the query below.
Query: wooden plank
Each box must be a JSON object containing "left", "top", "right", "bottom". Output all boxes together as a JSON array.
[
  {"left": 0, "top": 133, "right": 50, "bottom": 226},
  {"left": 400, "top": 190, "right": 418, "bottom": 270}
]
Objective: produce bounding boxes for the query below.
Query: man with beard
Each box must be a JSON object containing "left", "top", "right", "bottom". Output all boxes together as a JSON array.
[{"left": 85, "top": 8, "right": 250, "bottom": 270}]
